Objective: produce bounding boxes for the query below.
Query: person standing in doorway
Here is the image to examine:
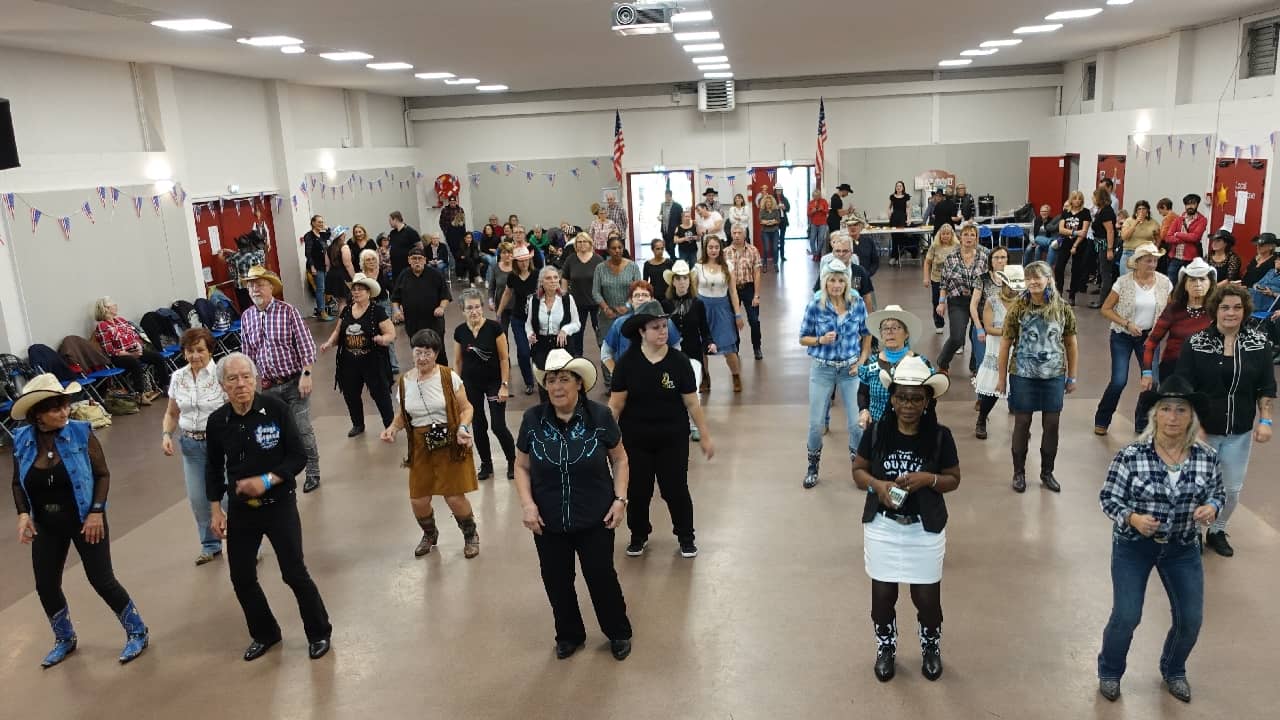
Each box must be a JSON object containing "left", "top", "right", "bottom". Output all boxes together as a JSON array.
[
  {"left": 808, "top": 190, "right": 830, "bottom": 261},
  {"left": 774, "top": 187, "right": 791, "bottom": 263},
  {"left": 659, "top": 189, "right": 682, "bottom": 246}
]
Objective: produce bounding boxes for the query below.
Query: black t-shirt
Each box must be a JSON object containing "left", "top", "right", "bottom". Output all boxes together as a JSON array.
[
  {"left": 674, "top": 224, "right": 699, "bottom": 250},
  {"left": 827, "top": 194, "right": 845, "bottom": 231},
  {"left": 392, "top": 267, "right": 451, "bottom": 327},
  {"left": 643, "top": 258, "right": 674, "bottom": 301},
  {"left": 1061, "top": 208, "right": 1092, "bottom": 238},
  {"left": 611, "top": 346, "right": 696, "bottom": 430},
  {"left": 1092, "top": 205, "right": 1117, "bottom": 249},
  {"left": 930, "top": 198, "right": 957, "bottom": 232},
  {"left": 339, "top": 302, "right": 389, "bottom": 357},
  {"left": 517, "top": 400, "right": 621, "bottom": 533},
  {"left": 205, "top": 393, "right": 306, "bottom": 503},
  {"left": 454, "top": 319, "right": 503, "bottom": 386},
  {"left": 388, "top": 225, "right": 420, "bottom": 278},
  {"left": 857, "top": 423, "right": 958, "bottom": 517},
  {"left": 506, "top": 271, "right": 538, "bottom": 318},
  {"left": 889, "top": 194, "right": 910, "bottom": 225}
]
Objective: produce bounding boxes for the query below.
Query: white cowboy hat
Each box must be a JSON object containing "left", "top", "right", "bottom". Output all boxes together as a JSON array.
[
  {"left": 242, "top": 265, "right": 283, "bottom": 294},
  {"left": 534, "top": 349, "right": 598, "bottom": 392},
  {"left": 879, "top": 355, "right": 949, "bottom": 399},
  {"left": 663, "top": 259, "right": 692, "bottom": 287},
  {"left": 867, "top": 304, "right": 923, "bottom": 344},
  {"left": 996, "top": 264, "right": 1027, "bottom": 292},
  {"left": 10, "top": 373, "right": 81, "bottom": 421},
  {"left": 349, "top": 272, "right": 381, "bottom": 297},
  {"left": 1177, "top": 256, "right": 1218, "bottom": 281},
  {"left": 1125, "top": 242, "right": 1166, "bottom": 269},
  {"left": 512, "top": 245, "right": 534, "bottom": 262}
]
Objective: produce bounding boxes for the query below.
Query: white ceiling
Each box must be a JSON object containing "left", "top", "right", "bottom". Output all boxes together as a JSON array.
[{"left": 0, "top": 0, "right": 1275, "bottom": 99}]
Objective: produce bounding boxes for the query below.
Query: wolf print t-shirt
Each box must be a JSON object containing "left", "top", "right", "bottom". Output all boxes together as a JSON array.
[{"left": 1002, "top": 302, "right": 1078, "bottom": 379}]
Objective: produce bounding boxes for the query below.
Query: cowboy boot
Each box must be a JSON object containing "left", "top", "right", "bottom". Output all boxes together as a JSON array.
[
  {"left": 41, "top": 607, "right": 77, "bottom": 668},
  {"left": 919, "top": 625, "right": 943, "bottom": 681},
  {"left": 456, "top": 514, "right": 480, "bottom": 559},
  {"left": 874, "top": 619, "right": 897, "bottom": 682},
  {"left": 803, "top": 450, "right": 821, "bottom": 489},
  {"left": 414, "top": 514, "right": 439, "bottom": 557},
  {"left": 117, "top": 600, "right": 149, "bottom": 664}
]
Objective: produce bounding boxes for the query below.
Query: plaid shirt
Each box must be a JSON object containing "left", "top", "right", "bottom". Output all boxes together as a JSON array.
[
  {"left": 605, "top": 202, "right": 628, "bottom": 236},
  {"left": 800, "top": 295, "right": 870, "bottom": 363},
  {"left": 724, "top": 243, "right": 761, "bottom": 287},
  {"left": 1100, "top": 440, "right": 1225, "bottom": 543},
  {"left": 94, "top": 317, "right": 142, "bottom": 356},
  {"left": 226, "top": 249, "right": 266, "bottom": 288},
  {"left": 239, "top": 299, "right": 317, "bottom": 383},
  {"left": 938, "top": 247, "right": 989, "bottom": 298}
]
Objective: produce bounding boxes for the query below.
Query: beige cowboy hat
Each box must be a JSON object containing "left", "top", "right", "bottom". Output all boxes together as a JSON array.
[
  {"left": 243, "top": 265, "right": 283, "bottom": 293},
  {"left": 10, "top": 373, "right": 82, "bottom": 421},
  {"left": 867, "top": 304, "right": 923, "bottom": 344},
  {"left": 879, "top": 355, "right": 949, "bottom": 399},
  {"left": 663, "top": 259, "right": 692, "bottom": 287},
  {"left": 534, "top": 348, "right": 598, "bottom": 392},
  {"left": 512, "top": 245, "right": 534, "bottom": 262},
  {"left": 1125, "top": 242, "right": 1165, "bottom": 269},
  {"left": 349, "top": 272, "right": 381, "bottom": 297},
  {"left": 996, "top": 264, "right": 1027, "bottom": 292}
]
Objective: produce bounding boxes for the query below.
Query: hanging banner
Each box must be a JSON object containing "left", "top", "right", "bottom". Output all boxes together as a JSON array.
[
  {"left": 110, "top": 187, "right": 121, "bottom": 206},
  {"left": 152, "top": 196, "right": 162, "bottom": 215},
  {"left": 2, "top": 192, "right": 14, "bottom": 220},
  {"left": 133, "top": 197, "right": 144, "bottom": 217},
  {"left": 57, "top": 217, "right": 72, "bottom": 240},
  {"left": 96, "top": 186, "right": 108, "bottom": 208},
  {"left": 30, "top": 207, "right": 42, "bottom": 233},
  {"left": 81, "top": 202, "right": 95, "bottom": 224}
]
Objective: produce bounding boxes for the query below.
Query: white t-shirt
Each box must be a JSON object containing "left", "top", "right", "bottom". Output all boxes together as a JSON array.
[
  {"left": 696, "top": 211, "right": 725, "bottom": 240},
  {"left": 402, "top": 367, "right": 463, "bottom": 427},
  {"left": 1133, "top": 283, "right": 1157, "bottom": 331}
]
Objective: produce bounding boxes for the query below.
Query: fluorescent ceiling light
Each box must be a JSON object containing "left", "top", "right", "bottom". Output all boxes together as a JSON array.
[
  {"left": 699, "top": 63, "right": 731, "bottom": 70},
  {"left": 980, "top": 38, "right": 1023, "bottom": 47},
  {"left": 1014, "top": 24, "right": 1064, "bottom": 33},
  {"left": 691, "top": 55, "right": 729, "bottom": 64},
  {"left": 280, "top": 45, "right": 305, "bottom": 54},
  {"left": 1106, "top": 0, "right": 1133, "bottom": 4},
  {"left": 671, "top": 10, "right": 713, "bottom": 23},
  {"left": 415, "top": 72, "right": 455, "bottom": 80},
  {"left": 938, "top": 59, "right": 973, "bottom": 67},
  {"left": 1045, "top": 8, "right": 1104, "bottom": 20},
  {"left": 703, "top": 72, "right": 734, "bottom": 79},
  {"left": 961, "top": 49, "right": 999, "bottom": 56},
  {"left": 615, "top": 24, "right": 671, "bottom": 35},
  {"left": 444, "top": 78, "right": 480, "bottom": 85},
  {"left": 319, "top": 51, "right": 373, "bottom": 61},
  {"left": 683, "top": 43, "right": 724, "bottom": 52},
  {"left": 151, "top": 19, "right": 231, "bottom": 32},
  {"left": 674, "top": 31, "right": 720, "bottom": 42},
  {"left": 367, "top": 62, "right": 413, "bottom": 70},
  {"left": 237, "top": 36, "right": 302, "bottom": 46},
  {"left": 476, "top": 84, "right": 509, "bottom": 92}
]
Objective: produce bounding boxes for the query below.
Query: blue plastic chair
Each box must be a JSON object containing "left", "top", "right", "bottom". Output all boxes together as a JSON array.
[{"left": 1000, "top": 225, "right": 1026, "bottom": 256}]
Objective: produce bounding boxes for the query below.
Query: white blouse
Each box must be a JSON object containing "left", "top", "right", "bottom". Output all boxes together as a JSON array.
[
  {"left": 694, "top": 263, "right": 730, "bottom": 298},
  {"left": 728, "top": 205, "right": 751, "bottom": 230},
  {"left": 402, "top": 367, "right": 463, "bottom": 427},
  {"left": 525, "top": 293, "right": 582, "bottom": 338},
  {"left": 167, "top": 363, "right": 226, "bottom": 432}
]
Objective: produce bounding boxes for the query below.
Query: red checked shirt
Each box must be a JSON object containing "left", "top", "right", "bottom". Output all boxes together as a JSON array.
[
  {"left": 239, "top": 299, "right": 317, "bottom": 383},
  {"left": 94, "top": 317, "right": 143, "bottom": 356}
]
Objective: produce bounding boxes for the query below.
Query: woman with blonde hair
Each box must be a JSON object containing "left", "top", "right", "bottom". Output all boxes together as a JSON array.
[
  {"left": 1055, "top": 190, "right": 1093, "bottom": 305},
  {"left": 559, "top": 231, "right": 606, "bottom": 354},
  {"left": 360, "top": 248, "right": 399, "bottom": 374},
  {"left": 922, "top": 224, "right": 959, "bottom": 333}
]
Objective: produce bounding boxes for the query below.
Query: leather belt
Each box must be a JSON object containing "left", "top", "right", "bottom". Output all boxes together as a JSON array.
[
  {"left": 41, "top": 503, "right": 67, "bottom": 513},
  {"left": 183, "top": 430, "right": 207, "bottom": 441},
  {"left": 814, "top": 358, "right": 855, "bottom": 368},
  {"left": 878, "top": 508, "right": 922, "bottom": 525},
  {"left": 261, "top": 372, "right": 300, "bottom": 390}
]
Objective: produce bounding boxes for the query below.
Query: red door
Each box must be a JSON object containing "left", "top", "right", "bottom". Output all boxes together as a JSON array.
[
  {"left": 748, "top": 167, "right": 778, "bottom": 255},
  {"left": 1096, "top": 155, "right": 1127, "bottom": 209},
  {"left": 192, "top": 196, "right": 282, "bottom": 311},
  {"left": 1210, "top": 158, "right": 1267, "bottom": 267},
  {"left": 1027, "top": 156, "right": 1071, "bottom": 213}
]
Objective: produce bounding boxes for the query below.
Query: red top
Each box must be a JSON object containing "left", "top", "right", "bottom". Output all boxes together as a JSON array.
[
  {"left": 1166, "top": 213, "right": 1207, "bottom": 262},
  {"left": 808, "top": 198, "right": 829, "bottom": 226},
  {"left": 94, "top": 317, "right": 143, "bottom": 356},
  {"left": 1142, "top": 304, "right": 1212, "bottom": 370}
]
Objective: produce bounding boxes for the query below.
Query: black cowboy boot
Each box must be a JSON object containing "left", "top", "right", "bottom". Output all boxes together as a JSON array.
[{"left": 874, "top": 619, "right": 897, "bottom": 682}]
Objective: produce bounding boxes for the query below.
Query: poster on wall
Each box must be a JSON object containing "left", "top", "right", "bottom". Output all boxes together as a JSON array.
[
  {"left": 914, "top": 170, "right": 956, "bottom": 194},
  {"left": 1210, "top": 158, "right": 1267, "bottom": 267}
]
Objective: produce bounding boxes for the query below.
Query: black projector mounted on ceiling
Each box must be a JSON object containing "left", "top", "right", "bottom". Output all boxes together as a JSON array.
[{"left": 612, "top": 2, "right": 678, "bottom": 36}]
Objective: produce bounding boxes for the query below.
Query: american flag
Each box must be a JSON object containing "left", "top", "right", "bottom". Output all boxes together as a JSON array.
[
  {"left": 612, "top": 110, "right": 625, "bottom": 183},
  {"left": 816, "top": 98, "right": 828, "bottom": 187}
]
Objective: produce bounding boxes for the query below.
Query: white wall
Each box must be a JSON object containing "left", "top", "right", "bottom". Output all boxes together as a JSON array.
[
  {"left": 174, "top": 69, "right": 278, "bottom": 197},
  {"left": 289, "top": 84, "right": 350, "bottom": 149},
  {"left": 368, "top": 93, "right": 407, "bottom": 147},
  {"left": 1113, "top": 38, "right": 1169, "bottom": 111}
]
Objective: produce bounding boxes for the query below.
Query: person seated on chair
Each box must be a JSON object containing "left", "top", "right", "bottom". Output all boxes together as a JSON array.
[{"left": 92, "top": 297, "right": 168, "bottom": 405}]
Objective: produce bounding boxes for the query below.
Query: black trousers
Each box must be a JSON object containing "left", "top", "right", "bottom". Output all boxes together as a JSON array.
[
  {"left": 533, "top": 525, "right": 632, "bottom": 644},
  {"left": 112, "top": 350, "right": 170, "bottom": 393},
  {"left": 738, "top": 281, "right": 762, "bottom": 351},
  {"left": 337, "top": 354, "right": 394, "bottom": 429},
  {"left": 1054, "top": 241, "right": 1094, "bottom": 297},
  {"left": 624, "top": 428, "right": 694, "bottom": 541},
  {"left": 405, "top": 317, "right": 449, "bottom": 366},
  {"left": 464, "top": 381, "right": 515, "bottom": 466},
  {"left": 31, "top": 509, "right": 131, "bottom": 617},
  {"left": 936, "top": 296, "right": 971, "bottom": 370},
  {"left": 227, "top": 493, "right": 331, "bottom": 644}
]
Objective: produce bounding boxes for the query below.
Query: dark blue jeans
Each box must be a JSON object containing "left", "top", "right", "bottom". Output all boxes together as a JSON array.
[
  {"left": 1098, "top": 533, "right": 1203, "bottom": 682},
  {"left": 509, "top": 314, "right": 535, "bottom": 388},
  {"left": 1165, "top": 258, "right": 1187, "bottom": 285},
  {"left": 1094, "top": 329, "right": 1148, "bottom": 429}
]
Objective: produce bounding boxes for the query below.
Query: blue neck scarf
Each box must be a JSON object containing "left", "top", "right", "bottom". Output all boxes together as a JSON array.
[{"left": 882, "top": 345, "right": 910, "bottom": 364}]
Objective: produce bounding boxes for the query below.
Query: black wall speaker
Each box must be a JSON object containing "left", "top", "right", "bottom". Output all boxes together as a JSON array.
[{"left": 0, "top": 98, "right": 19, "bottom": 170}]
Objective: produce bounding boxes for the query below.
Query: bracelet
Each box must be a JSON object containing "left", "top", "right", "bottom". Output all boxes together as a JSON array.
[
  {"left": 613, "top": 496, "right": 629, "bottom": 506},
  {"left": 1261, "top": 419, "right": 1274, "bottom": 427},
  {"left": 261, "top": 473, "right": 272, "bottom": 491},
  {"left": 1141, "top": 370, "right": 1153, "bottom": 377},
  {"left": 931, "top": 474, "right": 938, "bottom": 488},
  {"left": 90, "top": 502, "right": 106, "bottom": 513},
  {"left": 162, "top": 431, "right": 173, "bottom": 438},
  {"left": 1066, "top": 377, "right": 1076, "bottom": 383}
]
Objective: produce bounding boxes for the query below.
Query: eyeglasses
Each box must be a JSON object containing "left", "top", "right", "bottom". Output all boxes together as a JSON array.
[{"left": 893, "top": 394, "right": 929, "bottom": 406}]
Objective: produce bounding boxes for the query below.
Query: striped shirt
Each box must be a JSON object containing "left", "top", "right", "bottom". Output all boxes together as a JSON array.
[
  {"left": 605, "top": 203, "right": 628, "bottom": 236},
  {"left": 239, "top": 299, "right": 317, "bottom": 383},
  {"left": 1100, "top": 440, "right": 1224, "bottom": 543}
]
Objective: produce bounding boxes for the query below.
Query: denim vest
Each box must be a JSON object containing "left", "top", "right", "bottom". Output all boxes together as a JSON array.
[{"left": 14, "top": 421, "right": 95, "bottom": 522}]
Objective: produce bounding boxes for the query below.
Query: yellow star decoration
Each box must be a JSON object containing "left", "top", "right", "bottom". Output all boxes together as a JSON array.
[{"left": 1216, "top": 184, "right": 1229, "bottom": 208}]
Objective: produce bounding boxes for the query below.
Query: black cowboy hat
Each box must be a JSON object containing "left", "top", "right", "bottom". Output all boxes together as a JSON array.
[
  {"left": 621, "top": 300, "right": 670, "bottom": 341},
  {"left": 836, "top": 183, "right": 853, "bottom": 193},
  {"left": 1210, "top": 229, "right": 1235, "bottom": 247},
  {"left": 703, "top": 187, "right": 719, "bottom": 196},
  {"left": 1137, "top": 375, "right": 1208, "bottom": 423},
  {"left": 1254, "top": 232, "right": 1278, "bottom": 247}
]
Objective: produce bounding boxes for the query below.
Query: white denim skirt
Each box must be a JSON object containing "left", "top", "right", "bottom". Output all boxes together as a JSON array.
[{"left": 863, "top": 513, "right": 946, "bottom": 584}]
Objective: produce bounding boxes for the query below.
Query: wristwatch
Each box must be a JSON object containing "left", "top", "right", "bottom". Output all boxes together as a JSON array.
[
  {"left": 613, "top": 496, "right": 629, "bottom": 506},
  {"left": 302, "top": 370, "right": 312, "bottom": 377},
  {"left": 459, "top": 424, "right": 471, "bottom": 434}
]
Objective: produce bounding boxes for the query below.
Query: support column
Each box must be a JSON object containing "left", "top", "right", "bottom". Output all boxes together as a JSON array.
[
  {"left": 1094, "top": 50, "right": 1116, "bottom": 114},
  {"left": 264, "top": 81, "right": 310, "bottom": 307},
  {"left": 1165, "top": 30, "right": 1195, "bottom": 107}
]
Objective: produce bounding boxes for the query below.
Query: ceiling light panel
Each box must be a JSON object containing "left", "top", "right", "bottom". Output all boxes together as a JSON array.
[
  {"left": 319, "top": 51, "right": 374, "bottom": 61},
  {"left": 1106, "top": 0, "right": 1134, "bottom": 5},
  {"left": 444, "top": 78, "right": 480, "bottom": 85},
  {"left": 980, "top": 39, "right": 1023, "bottom": 47},
  {"left": 1045, "top": 8, "right": 1104, "bottom": 20},
  {"left": 476, "top": 85, "right": 509, "bottom": 92},
  {"left": 703, "top": 72, "right": 733, "bottom": 78},
  {"left": 961, "top": 49, "right": 999, "bottom": 56},
  {"left": 415, "top": 72, "right": 455, "bottom": 80},
  {"left": 938, "top": 59, "right": 973, "bottom": 67},
  {"left": 682, "top": 43, "right": 724, "bottom": 52},
  {"left": 280, "top": 46, "right": 305, "bottom": 54},
  {"left": 674, "top": 31, "right": 720, "bottom": 42},
  {"left": 237, "top": 36, "right": 302, "bottom": 46},
  {"left": 367, "top": 62, "right": 413, "bottom": 70},
  {"left": 699, "top": 64, "right": 731, "bottom": 71},
  {"left": 1013, "top": 24, "right": 1064, "bottom": 33},
  {"left": 151, "top": 19, "right": 231, "bottom": 32},
  {"left": 671, "top": 10, "right": 713, "bottom": 23},
  {"left": 691, "top": 55, "right": 729, "bottom": 64}
]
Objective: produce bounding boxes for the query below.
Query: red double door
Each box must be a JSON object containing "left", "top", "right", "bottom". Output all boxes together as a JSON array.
[
  {"left": 191, "top": 196, "right": 282, "bottom": 311},
  {"left": 1210, "top": 158, "right": 1268, "bottom": 266}
]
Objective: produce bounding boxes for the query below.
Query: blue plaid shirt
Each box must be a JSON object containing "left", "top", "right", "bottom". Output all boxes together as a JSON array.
[
  {"left": 1100, "top": 440, "right": 1225, "bottom": 543},
  {"left": 800, "top": 295, "right": 870, "bottom": 362}
]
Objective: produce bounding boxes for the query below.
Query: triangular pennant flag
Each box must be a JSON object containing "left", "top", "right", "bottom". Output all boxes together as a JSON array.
[
  {"left": 152, "top": 196, "right": 162, "bottom": 215},
  {"left": 1155, "top": 147, "right": 1162, "bottom": 163},
  {"left": 300, "top": 181, "right": 309, "bottom": 196},
  {"left": 31, "top": 207, "right": 42, "bottom": 233},
  {"left": 590, "top": 158, "right": 600, "bottom": 168},
  {"left": 96, "top": 186, "right": 108, "bottom": 208},
  {"left": 525, "top": 171, "right": 535, "bottom": 182},
  {"left": 489, "top": 163, "right": 499, "bottom": 174},
  {"left": 1271, "top": 131, "right": 1279, "bottom": 150},
  {"left": 180, "top": 188, "right": 187, "bottom": 204},
  {"left": 1233, "top": 145, "right": 1242, "bottom": 159},
  {"left": 2, "top": 193, "right": 15, "bottom": 220},
  {"left": 1191, "top": 143, "right": 1196, "bottom": 157},
  {"left": 291, "top": 195, "right": 299, "bottom": 210},
  {"left": 1167, "top": 135, "right": 1173, "bottom": 150},
  {"left": 170, "top": 186, "right": 181, "bottom": 207},
  {"left": 1178, "top": 140, "right": 1184, "bottom": 157},
  {"left": 310, "top": 177, "right": 318, "bottom": 191},
  {"left": 384, "top": 169, "right": 391, "bottom": 178},
  {"left": 1250, "top": 144, "right": 1260, "bottom": 159},
  {"left": 570, "top": 168, "right": 580, "bottom": 179},
  {"left": 57, "top": 216, "right": 71, "bottom": 240},
  {"left": 319, "top": 183, "right": 326, "bottom": 195},
  {"left": 133, "top": 197, "right": 144, "bottom": 217},
  {"left": 274, "top": 197, "right": 284, "bottom": 214},
  {"left": 1219, "top": 141, "right": 1228, "bottom": 155},
  {"left": 377, "top": 179, "right": 383, "bottom": 191},
  {"left": 81, "top": 201, "right": 95, "bottom": 224},
  {"left": 547, "top": 172, "right": 556, "bottom": 186},
  {"left": 727, "top": 175, "right": 737, "bottom": 187},
  {"left": 110, "top": 187, "right": 121, "bottom": 206},
  {"left": 505, "top": 163, "right": 516, "bottom": 175}
]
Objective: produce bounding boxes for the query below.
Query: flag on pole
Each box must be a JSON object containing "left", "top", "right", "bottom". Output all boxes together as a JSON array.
[
  {"left": 816, "top": 98, "right": 828, "bottom": 188},
  {"left": 612, "top": 110, "right": 625, "bottom": 183}
]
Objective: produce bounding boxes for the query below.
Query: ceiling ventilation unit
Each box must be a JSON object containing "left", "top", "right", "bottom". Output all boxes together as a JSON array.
[
  {"left": 612, "top": 2, "right": 676, "bottom": 36},
  {"left": 698, "top": 80, "right": 735, "bottom": 112}
]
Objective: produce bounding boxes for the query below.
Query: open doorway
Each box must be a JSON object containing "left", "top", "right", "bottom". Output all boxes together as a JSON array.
[
  {"left": 775, "top": 166, "right": 817, "bottom": 240},
  {"left": 627, "top": 170, "right": 694, "bottom": 261}
]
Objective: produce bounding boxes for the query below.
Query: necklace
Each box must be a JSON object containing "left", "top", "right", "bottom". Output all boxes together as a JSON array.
[
  {"left": 1156, "top": 444, "right": 1186, "bottom": 472},
  {"left": 1187, "top": 305, "right": 1205, "bottom": 318}
]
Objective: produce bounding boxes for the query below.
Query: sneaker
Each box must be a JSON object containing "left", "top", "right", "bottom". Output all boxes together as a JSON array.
[
  {"left": 194, "top": 550, "right": 222, "bottom": 566},
  {"left": 625, "top": 538, "right": 648, "bottom": 557},
  {"left": 679, "top": 540, "right": 698, "bottom": 558},
  {"left": 1205, "top": 530, "right": 1234, "bottom": 557}
]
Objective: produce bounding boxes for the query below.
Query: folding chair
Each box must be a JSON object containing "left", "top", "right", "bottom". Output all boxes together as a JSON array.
[{"left": 1000, "top": 225, "right": 1026, "bottom": 259}]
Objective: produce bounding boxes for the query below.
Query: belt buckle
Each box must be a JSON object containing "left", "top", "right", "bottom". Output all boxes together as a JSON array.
[
  {"left": 1153, "top": 536, "right": 1169, "bottom": 544},
  {"left": 246, "top": 499, "right": 262, "bottom": 508},
  {"left": 893, "top": 515, "right": 914, "bottom": 526}
]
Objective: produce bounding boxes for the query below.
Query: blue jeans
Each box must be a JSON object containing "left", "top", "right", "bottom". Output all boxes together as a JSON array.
[
  {"left": 807, "top": 360, "right": 863, "bottom": 456},
  {"left": 379, "top": 298, "right": 399, "bottom": 374},
  {"left": 509, "top": 314, "right": 535, "bottom": 387},
  {"left": 762, "top": 229, "right": 780, "bottom": 265},
  {"left": 1098, "top": 534, "right": 1203, "bottom": 682},
  {"left": 1166, "top": 258, "right": 1187, "bottom": 285},
  {"left": 312, "top": 270, "right": 327, "bottom": 315},
  {"left": 1203, "top": 432, "right": 1253, "bottom": 532},
  {"left": 1026, "top": 235, "right": 1055, "bottom": 266},
  {"left": 1094, "top": 329, "right": 1148, "bottom": 429},
  {"left": 1118, "top": 249, "right": 1134, "bottom": 276},
  {"left": 180, "top": 435, "right": 226, "bottom": 554},
  {"left": 809, "top": 225, "right": 829, "bottom": 257},
  {"left": 969, "top": 324, "right": 985, "bottom": 374}
]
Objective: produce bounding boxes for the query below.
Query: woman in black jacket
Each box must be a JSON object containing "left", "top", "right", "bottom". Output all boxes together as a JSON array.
[
  {"left": 852, "top": 356, "right": 961, "bottom": 683},
  {"left": 664, "top": 260, "right": 714, "bottom": 405},
  {"left": 1174, "top": 284, "right": 1275, "bottom": 557}
]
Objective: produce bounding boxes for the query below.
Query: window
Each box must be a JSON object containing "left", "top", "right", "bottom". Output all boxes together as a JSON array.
[
  {"left": 1244, "top": 19, "right": 1280, "bottom": 78},
  {"left": 1083, "top": 62, "right": 1097, "bottom": 101}
]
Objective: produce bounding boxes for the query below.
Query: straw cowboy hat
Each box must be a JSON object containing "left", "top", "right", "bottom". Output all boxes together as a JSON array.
[
  {"left": 996, "top": 264, "right": 1027, "bottom": 292},
  {"left": 10, "top": 373, "right": 81, "bottom": 421},
  {"left": 866, "top": 304, "right": 923, "bottom": 344},
  {"left": 349, "top": 272, "right": 381, "bottom": 297},
  {"left": 243, "top": 265, "right": 283, "bottom": 293},
  {"left": 880, "top": 355, "right": 949, "bottom": 399},
  {"left": 663, "top": 259, "right": 692, "bottom": 287},
  {"left": 621, "top": 300, "right": 669, "bottom": 341},
  {"left": 1125, "top": 242, "right": 1165, "bottom": 269},
  {"left": 534, "top": 349, "right": 598, "bottom": 392}
]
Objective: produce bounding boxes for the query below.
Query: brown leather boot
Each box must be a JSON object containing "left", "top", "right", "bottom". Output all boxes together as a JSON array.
[
  {"left": 414, "top": 514, "right": 439, "bottom": 557},
  {"left": 455, "top": 514, "right": 479, "bottom": 559}
]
